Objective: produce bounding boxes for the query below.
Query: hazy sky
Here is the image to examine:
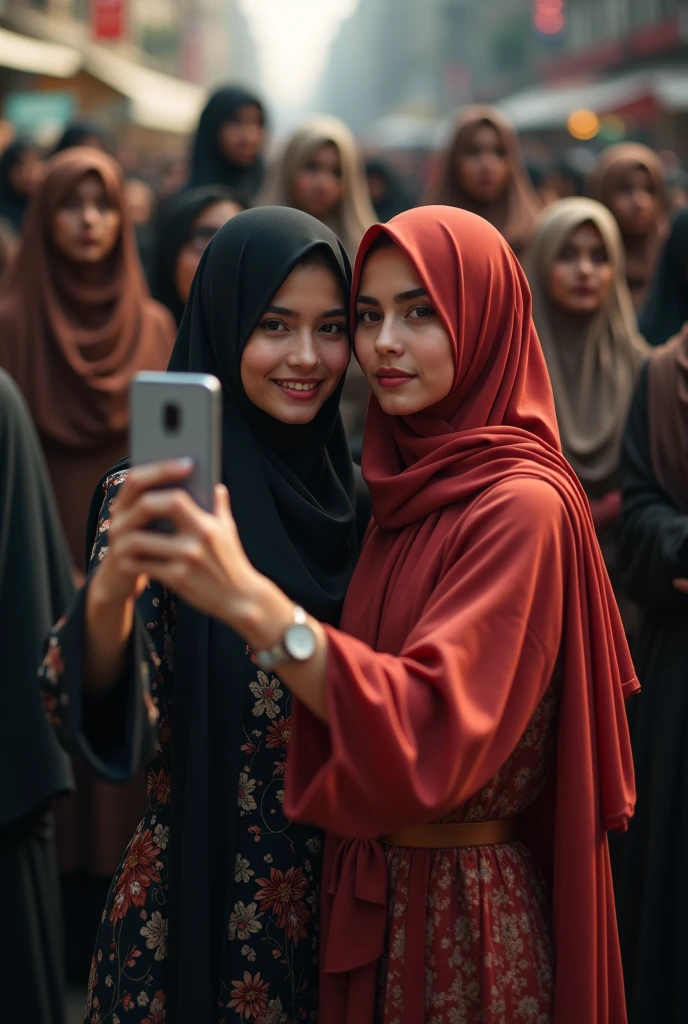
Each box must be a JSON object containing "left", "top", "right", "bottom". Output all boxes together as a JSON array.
[{"left": 238, "top": 0, "right": 360, "bottom": 113}]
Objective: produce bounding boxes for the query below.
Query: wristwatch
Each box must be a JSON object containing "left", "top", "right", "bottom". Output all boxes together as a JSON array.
[{"left": 254, "top": 605, "right": 317, "bottom": 672}]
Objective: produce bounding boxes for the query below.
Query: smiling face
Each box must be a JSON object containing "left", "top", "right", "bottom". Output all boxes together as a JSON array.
[
  {"left": 52, "top": 171, "right": 121, "bottom": 264},
  {"left": 240, "top": 258, "right": 350, "bottom": 425},
  {"left": 355, "top": 242, "right": 455, "bottom": 416},
  {"left": 548, "top": 221, "right": 614, "bottom": 316}
]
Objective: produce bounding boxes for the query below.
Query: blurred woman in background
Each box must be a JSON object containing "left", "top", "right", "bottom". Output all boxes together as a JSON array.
[
  {"left": 260, "top": 116, "right": 377, "bottom": 447},
  {"left": 259, "top": 115, "right": 377, "bottom": 260},
  {"left": 0, "top": 148, "right": 176, "bottom": 980},
  {"left": 150, "top": 185, "right": 246, "bottom": 325},
  {"left": 0, "top": 370, "right": 75, "bottom": 1024},
  {"left": 52, "top": 117, "right": 116, "bottom": 157},
  {"left": 638, "top": 208, "right": 688, "bottom": 347},
  {"left": 423, "top": 105, "right": 542, "bottom": 257},
  {"left": 526, "top": 198, "right": 648, "bottom": 632},
  {"left": 587, "top": 143, "right": 668, "bottom": 311},
  {"left": 612, "top": 317, "right": 688, "bottom": 1024},
  {"left": 0, "top": 138, "right": 43, "bottom": 230},
  {"left": 187, "top": 84, "right": 267, "bottom": 200},
  {"left": 0, "top": 147, "right": 176, "bottom": 574},
  {"left": 365, "top": 158, "right": 411, "bottom": 222}
]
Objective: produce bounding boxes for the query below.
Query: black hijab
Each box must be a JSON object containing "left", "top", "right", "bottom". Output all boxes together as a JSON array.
[
  {"left": 187, "top": 85, "right": 266, "bottom": 197},
  {"left": 366, "top": 158, "right": 411, "bottom": 222},
  {"left": 150, "top": 185, "right": 245, "bottom": 325},
  {"left": 165, "top": 206, "right": 358, "bottom": 1020},
  {"left": 0, "top": 141, "right": 34, "bottom": 230},
  {"left": 639, "top": 208, "right": 688, "bottom": 347},
  {"left": 52, "top": 118, "right": 116, "bottom": 156},
  {"left": 0, "top": 371, "right": 74, "bottom": 827}
]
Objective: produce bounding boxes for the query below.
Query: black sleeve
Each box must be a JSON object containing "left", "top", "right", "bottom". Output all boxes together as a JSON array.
[
  {"left": 617, "top": 362, "right": 688, "bottom": 610},
  {"left": 39, "top": 472, "right": 160, "bottom": 783}
]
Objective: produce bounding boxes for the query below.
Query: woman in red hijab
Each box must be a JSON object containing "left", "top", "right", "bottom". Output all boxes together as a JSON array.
[{"left": 99, "top": 206, "right": 637, "bottom": 1022}]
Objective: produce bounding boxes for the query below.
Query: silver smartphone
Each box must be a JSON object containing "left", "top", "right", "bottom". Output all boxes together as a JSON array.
[{"left": 130, "top": 372, "right": 222, "bottom": 518}]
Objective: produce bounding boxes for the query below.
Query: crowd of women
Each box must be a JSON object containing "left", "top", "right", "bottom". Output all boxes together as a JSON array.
[{"left": 1, "top": 82, "right": 687, "bottom": 1024}]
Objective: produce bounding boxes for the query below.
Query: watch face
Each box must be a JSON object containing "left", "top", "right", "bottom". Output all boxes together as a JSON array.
[{"left": 284, "top": 623, "right": 316, "bottom": 662}]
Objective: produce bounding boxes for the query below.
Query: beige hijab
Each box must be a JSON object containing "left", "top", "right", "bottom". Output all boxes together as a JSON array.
[
  {"left": 258, "top": 115, "right": 377, "bottom": 258},
  {"left": 423, "top": 105, "right": 542, "bottom": 256},
  {"left": 526, "top": 197, "right": 649, "bottom": 496}
]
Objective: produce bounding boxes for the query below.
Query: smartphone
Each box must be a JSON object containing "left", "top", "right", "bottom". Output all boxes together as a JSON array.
[{"left": 130, "top": 372, "right": 222, "bottom": 523}]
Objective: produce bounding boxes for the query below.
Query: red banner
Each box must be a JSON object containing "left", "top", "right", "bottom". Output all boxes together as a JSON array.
[{"left": 91, "top": 0, "right": 126, "bottom": 42}]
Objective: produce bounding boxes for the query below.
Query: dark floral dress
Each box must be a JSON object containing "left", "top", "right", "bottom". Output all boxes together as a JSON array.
[{"left": 40, "top": 470, "right": 322, "bottom": 1024}]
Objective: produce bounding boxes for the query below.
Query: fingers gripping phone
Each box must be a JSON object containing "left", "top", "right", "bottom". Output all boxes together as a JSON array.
[{"left": 131, "top": 372, "right": 222, "bottom": 527}]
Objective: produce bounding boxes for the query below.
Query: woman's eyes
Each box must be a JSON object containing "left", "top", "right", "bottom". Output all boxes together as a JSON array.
[
  {"left": 357, "top": 310, "right": 381, "bottom": 323},
  {"left": 357, "top": 306, "right": 435, "bottom": 322},
  {"left": 259, "top": 319, "right": 347, "bottom": 336},
  {"left": 408, "top": 305, "right": 436, "bottom": 319}
]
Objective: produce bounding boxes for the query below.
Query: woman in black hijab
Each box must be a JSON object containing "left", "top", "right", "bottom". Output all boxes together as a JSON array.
[
  {"left": 40, "top": 207, "right": 361, "bottom": 1023},
  {"left": 365, "top": 158, "right": 411, "bottom": 222},
  {"left": 639, "top": 208, "right": 688, "bottom": 347},
  {"left": 0, "top": 370, "right": 75, "bottom": 1023},
  {"left": 150, "top": 185, "right": 247, "bottom": 324},
  {"left": 187, "top": 85, "right": 267, "bottom": 199},
  {"left": 0, "top": 139, "right": 43, "bottom": 230},
  {"left": 52, "top": 118, "right": 116, "bottom": 156}
]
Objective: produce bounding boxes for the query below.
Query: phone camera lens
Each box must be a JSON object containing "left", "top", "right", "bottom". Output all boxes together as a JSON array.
[{"left": 163, "top": 403, "right": 181, "bottom": 434}]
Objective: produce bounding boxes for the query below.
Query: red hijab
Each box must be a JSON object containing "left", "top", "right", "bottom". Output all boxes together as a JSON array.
[{"left": 288, "top": 207, "right": 637, "bottom": 1023}]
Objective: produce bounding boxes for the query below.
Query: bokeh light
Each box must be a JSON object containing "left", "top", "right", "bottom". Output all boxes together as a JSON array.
[{"left": 567, "top": 109, "right": 600, "bottom": 141}]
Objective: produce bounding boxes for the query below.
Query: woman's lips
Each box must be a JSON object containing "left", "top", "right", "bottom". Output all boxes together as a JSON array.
[
  {"left": 273, "top": 379, "right": 324, "bottom": 401},
  {"left": 375, "top": 370, "right": 416, "bottom": 389}
]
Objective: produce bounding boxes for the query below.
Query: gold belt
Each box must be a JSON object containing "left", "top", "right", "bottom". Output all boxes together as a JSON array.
[{"left": 379, "top": 818, "right": 518, "bottom": 849}]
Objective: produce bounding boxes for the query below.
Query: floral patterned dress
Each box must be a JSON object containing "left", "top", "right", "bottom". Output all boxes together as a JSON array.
[
  {"left": 40, "top": 471, "right": 322, "bottom": 1024},
  {"left": 377, "top": 681, "right": 560, "bottom": 1024}
]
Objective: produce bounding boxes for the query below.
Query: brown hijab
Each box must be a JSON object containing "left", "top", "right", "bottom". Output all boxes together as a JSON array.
[
  {"left": 424, "top": 105, "right": 542, "bottom": 255},
  {"left": 526, "top": 197, "right": 649, "bottom": 497},
  {"left": 648, "top": 325, "right": 688, "bottom": 514},
  {"left": 587, "top": 143, "right": 668, "bottom": 311},
  {"left": 0, "top": 148, "right": 175, "bottom": 567}
]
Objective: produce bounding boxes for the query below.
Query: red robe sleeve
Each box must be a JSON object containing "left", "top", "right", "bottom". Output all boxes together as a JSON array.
[{"left": 285, "top": 476, "right": 566, "bottom": 836}]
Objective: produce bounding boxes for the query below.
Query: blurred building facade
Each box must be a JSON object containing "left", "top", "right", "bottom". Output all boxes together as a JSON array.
[
  {"left": 0, "top": 0, "right": 259, "bottom": 144},
  {"left": 320, "top": 0, "right": 688, "bottom": 152}
]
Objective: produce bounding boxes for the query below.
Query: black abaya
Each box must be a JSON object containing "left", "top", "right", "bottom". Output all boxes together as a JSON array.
[
  {"left": 0, "top": 370, "right": 75, "bottom": 1023},
  {"left": 611, "top": 362, "right": 688, "bottom": 1024}
]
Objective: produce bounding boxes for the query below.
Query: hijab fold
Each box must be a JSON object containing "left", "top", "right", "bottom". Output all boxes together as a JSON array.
[
  {"left": 587, "top": 143, "right": 668, "bottom": 310},
  {"left": 258, "top": 115, "right": 377, "bottom": 259},
  {"left": 164, "top": 207, "right": 359, "bottom": 1021},
  {"left": 423, "top": 106, "right": 542, "bottom": 254},
  {"left": 526, "top": 197, "right": 649, "bottom": 496},
  {"left": 0, "top": 371, "right": 75, "bottom": 827}
]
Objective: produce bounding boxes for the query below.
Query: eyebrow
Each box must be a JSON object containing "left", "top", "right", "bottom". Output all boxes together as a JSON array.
[
  {"left": 356, "top": 287, "right": 428, "bottom": 305},
  {"left": 264, "top": 304, "right": 348, "bottom": 318}
]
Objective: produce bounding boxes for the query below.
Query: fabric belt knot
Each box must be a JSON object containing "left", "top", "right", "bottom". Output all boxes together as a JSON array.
[{"left": 323, "top": 836, "right": 388, "bottom": 975}]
